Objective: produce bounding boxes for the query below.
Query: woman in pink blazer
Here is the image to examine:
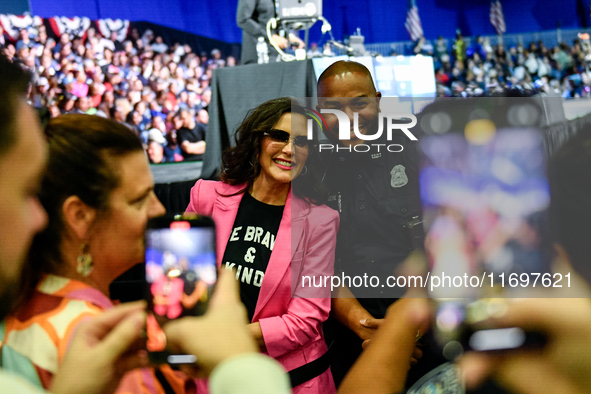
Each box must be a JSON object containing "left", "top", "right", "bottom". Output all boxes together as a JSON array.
[{"left": 187, "top": 97, "right": 338, "bottom": 393}]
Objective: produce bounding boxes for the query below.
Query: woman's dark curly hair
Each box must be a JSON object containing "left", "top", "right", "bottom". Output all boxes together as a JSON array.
[{"left": 220, "top": 97, "right": 327, "bottom": 205}]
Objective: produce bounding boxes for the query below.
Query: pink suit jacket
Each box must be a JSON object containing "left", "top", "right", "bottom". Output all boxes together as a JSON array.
[
  {"left": 151, "top": 277, "right": 184, "bottom": 319},
  {"left": 186, "top": 180, "right": 339, "bottom": 393}
]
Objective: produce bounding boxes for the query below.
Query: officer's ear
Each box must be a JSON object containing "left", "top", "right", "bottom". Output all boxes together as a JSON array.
[{"left": 376, "top": 91, "right": 382, "bottom": 112}]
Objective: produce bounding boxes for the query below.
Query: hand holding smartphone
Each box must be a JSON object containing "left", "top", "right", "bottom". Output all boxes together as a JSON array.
[
  {"left": 418, "top": 109, "right": 552, "bottom": 358},
  {"left": 408, "top": 101, "right": 554, "bottom": 393},
  {"left": 144, "top": 214, "right": 217, "bottom": 365}
]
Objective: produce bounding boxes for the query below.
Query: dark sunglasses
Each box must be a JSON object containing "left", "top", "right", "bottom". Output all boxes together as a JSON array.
[{"left": 264, "top": 129, "right": 311, "bottom": 148}]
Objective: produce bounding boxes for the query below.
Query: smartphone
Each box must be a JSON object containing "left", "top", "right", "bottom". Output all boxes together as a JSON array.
[
  {"left": 144, "top": 214, "right": 217, "bottom": 364},
  {"left": 425, "top": 300, "right": 548, "bottom": 361},
  {"left": 418, "top": 103, "right": 553, "bottom": 358}
]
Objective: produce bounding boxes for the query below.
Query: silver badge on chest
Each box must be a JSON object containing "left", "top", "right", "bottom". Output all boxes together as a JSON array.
[{"left": 390, "top": 164, "right": 408, "bottom": 188}]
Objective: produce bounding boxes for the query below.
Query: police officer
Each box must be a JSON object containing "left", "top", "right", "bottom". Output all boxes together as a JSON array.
[{"left": 316, "top": 60, "right": 426, "bottom": 386}]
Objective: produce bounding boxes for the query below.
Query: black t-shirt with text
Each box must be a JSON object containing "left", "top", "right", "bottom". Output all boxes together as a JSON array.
[
  {"left": 221, "top": 192, "right": 284, "bottom": 321},
  {"left": 177, "top": 123, "right": 206, "bottom": 161}
]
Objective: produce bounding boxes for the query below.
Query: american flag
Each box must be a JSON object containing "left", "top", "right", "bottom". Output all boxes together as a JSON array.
[
  {"left": 405, "top": 0, "right": 424, "bottom": 42},
  {"left": 490, "top": 0, "right": 506, "bottom": 35}
]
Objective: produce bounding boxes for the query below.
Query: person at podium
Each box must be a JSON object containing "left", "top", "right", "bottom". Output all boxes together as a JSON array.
[
  {"left": 237, "top": 0, "right": 284, "bottom": 64},
  {"left": 236, "top": 0, "right": 304, "bottom": 64}
]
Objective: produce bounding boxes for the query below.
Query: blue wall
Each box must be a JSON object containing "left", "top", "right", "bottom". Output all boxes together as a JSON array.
[
  {"left": 0, "top": 0, "right": 30, "bottom": 15},
  {"left": 30, "top": 0, "right": 590, "bottom": 44}
]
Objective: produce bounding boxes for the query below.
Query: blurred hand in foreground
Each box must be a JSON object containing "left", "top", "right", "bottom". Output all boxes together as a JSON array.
[
  {"left": 163, "top": 269, "right": 258, "bottom": 376},
  {"left": 461, "top": 297, "right": 591, "bottom": 394}
]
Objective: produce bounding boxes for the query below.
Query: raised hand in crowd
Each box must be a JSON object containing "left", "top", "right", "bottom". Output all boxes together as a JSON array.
[
  {"left": 461, "top": 297, "right": 591, "bottom": 394},
  {"left": 360, "top": 316, "right": 424, "bottom": 366},
  {"left": 163, "top": 269, "right": 258, "bottom": 376},
  {"left": 338, "top": 298, "right": 430, "bottom": 394}
]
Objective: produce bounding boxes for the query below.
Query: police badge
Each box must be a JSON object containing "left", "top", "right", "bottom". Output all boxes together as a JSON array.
[{"left": 390, "top": 164, "right": 408, "bottom": 188}]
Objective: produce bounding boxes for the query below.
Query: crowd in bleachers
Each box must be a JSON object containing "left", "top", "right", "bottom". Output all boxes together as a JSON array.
[
  {"left": 0, "top": 21, "right": 236, "bottom": 163},
  {"left": 2, "top": 15, "right": 591, "bottom": 155},
  {"left": 412, "top": 32, "right": 591, "bottom": 97}
]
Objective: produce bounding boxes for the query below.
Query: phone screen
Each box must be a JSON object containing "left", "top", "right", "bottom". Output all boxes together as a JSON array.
[
  {"left": 419, "top": 127, "right": 552, "bottom": 299},
  {"left": 418, "top": 124, "right": 553, "bottom": 356},
  {"left": 145, "top": 215, "right": 216, "bottom": 364}
]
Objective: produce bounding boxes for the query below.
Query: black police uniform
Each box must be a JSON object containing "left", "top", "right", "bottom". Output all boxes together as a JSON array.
[
  {"left": 322, "top": 132, "right": 423, "bottom": 314},
  {"left": 321, "top": 130, "right": 426, "bottom": 387}
]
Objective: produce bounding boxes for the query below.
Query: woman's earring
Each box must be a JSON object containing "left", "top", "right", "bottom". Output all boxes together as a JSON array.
[
  {"left": 300, "top": 165, "right": 308, "bottom": 176},
  {"left": 77, "top": 243, "right": 94, "bottom": 277}
]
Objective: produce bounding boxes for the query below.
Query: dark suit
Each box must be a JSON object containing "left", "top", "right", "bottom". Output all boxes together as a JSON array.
[{"left": 236, "top": 0, "right": 278, "bottom": 65}]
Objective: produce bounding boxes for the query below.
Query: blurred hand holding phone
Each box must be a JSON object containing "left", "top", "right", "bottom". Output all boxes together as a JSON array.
[
  {"left": 145, "top": 214, "right": 217, "bottom": 365},
  {"left": 418, "top": 105, "right": 553, "bottom": 352},
  {"left": 459, "top": 297, "right": 591, "bottom": 394},
  {"left": 404, "top": 100, "right": 556, "bottom": 393},
  {"left": 162, "top": 269, "right": 259, "bottom": 377}
]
